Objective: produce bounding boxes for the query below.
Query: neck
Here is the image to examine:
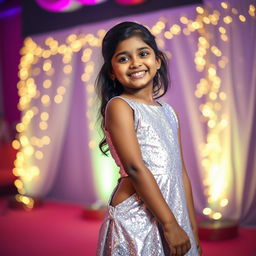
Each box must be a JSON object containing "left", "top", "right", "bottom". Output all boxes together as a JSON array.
[{"left": 122, "top": 87, "right": 156, "bottom": 104}]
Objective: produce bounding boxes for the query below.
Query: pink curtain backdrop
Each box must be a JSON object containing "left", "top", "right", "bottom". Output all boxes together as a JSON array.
[{"left": 1, "top": 0, "right": 255, "bottom": 226}]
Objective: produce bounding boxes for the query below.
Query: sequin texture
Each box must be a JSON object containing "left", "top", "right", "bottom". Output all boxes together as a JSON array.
[{"left": 97, "top": 96, "right": 199, "bottom": 256}]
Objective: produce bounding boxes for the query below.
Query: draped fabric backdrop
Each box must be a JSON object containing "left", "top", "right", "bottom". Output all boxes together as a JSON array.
[{"left": 15, "top": 0, "right": 256, "bottom": 226}]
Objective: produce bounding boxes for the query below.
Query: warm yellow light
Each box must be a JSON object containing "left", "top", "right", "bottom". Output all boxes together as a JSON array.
[
  {"left": 23, "top": 145, "right": 34, "bottom": 156},
  {"left": 43, "top": 79, "right": 52, "bottom": 89},
  {"left": 198, "top": 37, "right": 209, "bottom": 47},
  {"left": 183, "top": 28, "right": 190, "bottom": 36},
  {"left": 195, "top": 91, "right": 202, "bottom": 98},
  {"left": 31, "top": 106, "right": 39, "bottom": 115},
  {"left": 239, "top": 15, "right": 246, "bottom": 22},
  {"left": 207, "top": 120, "right": 216, "bottom": 128},
  {"left": 14, "top": 179, "right": 23, "bottom": 189},
  {"left": 97, "top": 29, "right": 106, "bottom": 38},
  {"left": 220, "top": 34, "right": 228, "bottom": 41},
  {"left": 211, "top": 46, "right": 222, "bottom": 57},
  {"left": 39, "top": 121, "right": 48, "bottom": 130},
  {"left": 45, "top": 37, "right": 54, "bottom": 46},
  {"left": 203, "top": 17, "right": 210, "bottom": 24},
  {"left": 41, "top": 95, "right": 51, "bottom": 105},
  {"left": 223, "top": 16, "right": 233, "bottom": 24},
  {"left": 63, "top": 55, "right": 72, "bottom": 64},
  {"left": 212, "top": 212, "right": 222, "bottom": 220},
  {"left": 43, "top": 136, "right": 51, "bottom": 145},
  {"left": 208, "top": 67, "right": 216, "bottom": 76},
  {"left": 203, "top": 207, "right": 212, "bottom": 215},
  {"left": 85, "top": 63, "right": 94, "bottom": 73},
  {"left": 219, "top": 92, "right": 227, "bottom": 100},
  {"left": 82, "top": 48, "right": 93, "bottom": 62},
  {"left": 170, "top": 24, "right": 181, "bottom": 35},
  {"left": 20, "top": 195, "right": 30, "bottom": 205},
  {"left": 42, "top": 50, "right": 51, "bottom": 59},
  {"left": 209, "top": 92, "right": 217, "bottom": 100},
  {"left": 40, "top": 112, "right": 49, "bottom": 121},
  {"left": 196, "top": 6, "right": 204, "bottom": 14},
  {"left": 81, "top": 73, "right": 91, "bottom": 82},
  {"left": 19, "top": 69, "right": 29, "bottom": 80},
  {"left": 191, "top": 21, "right": 201, "bottom": 30},
  {"left": 151, "top": 25, "right": 161, "bottom": 35},
  {"left": 221, "top": 2, "right": 228, "bottom": 9},
  {"left": 63, "top": 64, "right": 72, "bottom": 74},
  {"left": 220, "top": 198, "right": 229, "bottom": 207},
  {"left": 20, "top": 135, "right": 29, "bottom": 146},
  {"left": 57, "top": 86, "right": 66, "bottom": 95},
  {"left": 249, "top": 5, "right": 255, "bottom": 17},
  {"left": 164, "top": 31, "right": 173, "bottom": 39},
  {"left": 31, "top": 166, "right": 40, "bottom": 176},
  {"left": 54, "top": 95, "right": 63, "bottom": 104},
  {"left": 58, "top": 44, "right": 67, "bottom": 54},
  {"left": 156, "top": 21, "right": 165, "bottom": 29},
  {"left": 86, "top": 84, "right": 95, "bottom": 93},
  {"left": 66, "top": 33, "right": 77, "bottom": 43},
  {"left": 35, "top": 150, "right": 44, "bottom": 160},
  {"left": 71, "top": 40, "right": 82, "bottom": 52},
  {"left": 180, "top": 16, "right": 188, "bottom": 24},
  {"left": 195, "top": 57, "right": 206, "bottom": 66},
  {"left": 12, "top": 140, "right": 21, "bottom": 150},
  {"left": 220, "top": 119, "right": 228, "bottom": 127},
  {"left": 231, "top": 8, "right": 238, "bottom": 15},
  {"left": 43, "top": 60, "right": 52, "bottom": 72}
]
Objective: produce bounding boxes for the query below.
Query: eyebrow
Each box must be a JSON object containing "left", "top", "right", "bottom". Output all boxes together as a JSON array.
[{"left": 114, "top": 47, "right": 151, "bottom": 58}]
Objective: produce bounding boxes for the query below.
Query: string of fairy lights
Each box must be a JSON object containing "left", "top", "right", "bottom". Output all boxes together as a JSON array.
[{"left": 12, "top": 2, "right": 255, "bottom": 218}]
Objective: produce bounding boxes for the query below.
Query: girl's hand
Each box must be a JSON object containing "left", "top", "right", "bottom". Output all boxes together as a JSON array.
[{"left": 163, "top": 222, "right": 191, "bottom": 256}]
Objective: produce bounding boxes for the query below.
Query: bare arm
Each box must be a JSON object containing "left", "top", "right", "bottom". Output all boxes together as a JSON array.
[
  {"left": 105, "top": 98, "right": 191, "bottom": 255},
  {"left": 176, "top": 111, "right": 202, "bottom": 255}
]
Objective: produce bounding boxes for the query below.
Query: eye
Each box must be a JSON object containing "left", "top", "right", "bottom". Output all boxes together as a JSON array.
[
  {"left": 118, "top": 56, "right": 129, "bottom": 63},
  {"left": 139, "top": 51, "right": 150, "bottom": 57}
]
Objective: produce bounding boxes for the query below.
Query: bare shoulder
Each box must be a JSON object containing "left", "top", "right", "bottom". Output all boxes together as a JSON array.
[{"left": 105, "top": 97, "right": 134, "bottom": 129}]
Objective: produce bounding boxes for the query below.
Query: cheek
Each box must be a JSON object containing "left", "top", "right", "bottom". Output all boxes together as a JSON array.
[
  {"left": 146, "top": 58, "right": 158, "bottom": 68},
  {"left": 112, "top": 64, "right": 125, "bottom": 78}
]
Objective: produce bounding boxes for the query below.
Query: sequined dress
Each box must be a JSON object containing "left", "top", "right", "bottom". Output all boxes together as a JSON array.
[{"left": 97, "top": 96, "right": 198, "bottom": 256}]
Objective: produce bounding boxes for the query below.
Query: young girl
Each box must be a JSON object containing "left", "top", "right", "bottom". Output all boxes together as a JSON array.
[{"left": 96, "top": 21, "right": 201, "bottom": 256}]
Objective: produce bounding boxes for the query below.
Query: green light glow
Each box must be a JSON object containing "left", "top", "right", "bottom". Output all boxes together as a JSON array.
[{"left": 90, "top": 101, "right": 119, "bottom": 203}]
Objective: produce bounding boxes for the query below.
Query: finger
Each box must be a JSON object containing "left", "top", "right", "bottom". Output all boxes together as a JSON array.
[
  {"left": 170, "top": 246, "right": 177, "bottom": 256},
  {"left": 176, "top": 245, "right": 182, "bottom": 256},
  {"left": 181, "top": 244, "right": 188, "bottom": 255}
]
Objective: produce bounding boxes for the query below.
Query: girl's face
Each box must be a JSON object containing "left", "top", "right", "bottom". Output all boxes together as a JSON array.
[{"left": 110, "top": 36, "right": 161, "bottom": 92}]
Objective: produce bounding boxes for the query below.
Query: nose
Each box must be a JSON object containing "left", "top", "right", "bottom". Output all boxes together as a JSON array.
[{"left": 129, "top": 56, "right": 142, "bottom": 69}]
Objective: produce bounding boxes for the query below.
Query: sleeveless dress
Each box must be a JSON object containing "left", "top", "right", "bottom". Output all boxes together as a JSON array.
[{"left": 97, "top": 96, "right": 198, "bottom": 256}]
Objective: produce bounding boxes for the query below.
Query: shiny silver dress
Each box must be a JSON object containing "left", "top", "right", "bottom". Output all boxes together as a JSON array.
[{"left": 97, "top": 96, "right": 198, "bottom": 256}]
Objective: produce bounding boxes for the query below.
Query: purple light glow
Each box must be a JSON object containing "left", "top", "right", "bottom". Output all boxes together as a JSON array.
[
  {"left": 36, "top": 0, "right": 72, "bottom": 12},
  {"left": 0, "top": 6, "right": 21, "bottom": 18}
]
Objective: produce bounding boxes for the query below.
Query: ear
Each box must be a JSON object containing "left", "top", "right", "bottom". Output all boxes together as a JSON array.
[{"left": 156, "top": 57, "right": 161, "bottom": 70}]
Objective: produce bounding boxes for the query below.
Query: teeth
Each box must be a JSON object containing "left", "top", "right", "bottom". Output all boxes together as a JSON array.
[{"left": 130, "top": 71, "right": 146, "bottom": 78}]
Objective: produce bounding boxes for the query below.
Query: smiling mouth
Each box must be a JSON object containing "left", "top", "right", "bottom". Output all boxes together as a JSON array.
[{"left": 128, "top": 70, "right": 147, "bottom": 79}]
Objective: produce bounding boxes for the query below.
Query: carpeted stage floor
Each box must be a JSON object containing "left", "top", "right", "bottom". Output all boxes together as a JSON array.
[{"left": 0, "top": 196, "right": 256, "bottom": 256}]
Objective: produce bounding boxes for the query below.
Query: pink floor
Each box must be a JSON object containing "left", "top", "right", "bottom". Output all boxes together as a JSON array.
[{"left": 1, "top": 196, "right": 256, "bottom": 256}]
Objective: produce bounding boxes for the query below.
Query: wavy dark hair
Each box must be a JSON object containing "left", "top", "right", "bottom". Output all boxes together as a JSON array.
[{"left": 95, "top": 21, "right": 170, "bottom": 155}]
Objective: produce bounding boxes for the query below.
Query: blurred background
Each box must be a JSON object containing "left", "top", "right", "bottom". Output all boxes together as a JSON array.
[{"left": 0, "top": 0, "right": 255, "bottom": 255}]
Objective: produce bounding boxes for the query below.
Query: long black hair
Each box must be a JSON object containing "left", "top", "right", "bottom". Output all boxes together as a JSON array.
[{"left": 95, "top": 21, "right": 170, "bottom": 155}]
